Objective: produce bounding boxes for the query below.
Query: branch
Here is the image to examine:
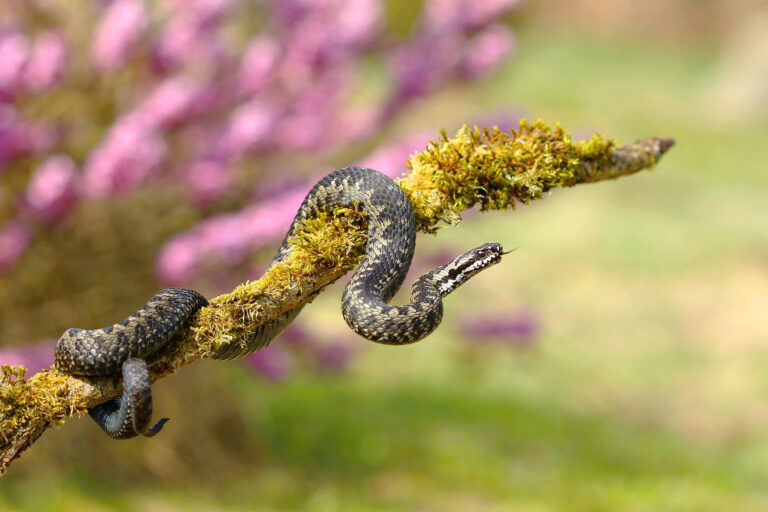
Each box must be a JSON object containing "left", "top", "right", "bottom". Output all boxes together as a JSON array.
[{"left": 0, "top": 120, "right": 674, "bottom": 473}]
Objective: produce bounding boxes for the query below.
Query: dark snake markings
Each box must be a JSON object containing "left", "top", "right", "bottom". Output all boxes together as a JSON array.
[{"left": 54, "top": 167, "right": 507, "bottom": 439}]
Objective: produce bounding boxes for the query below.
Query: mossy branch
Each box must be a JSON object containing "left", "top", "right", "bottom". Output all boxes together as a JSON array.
[{"left": 0, "top": 120, "right": 674, "bottom": 474}]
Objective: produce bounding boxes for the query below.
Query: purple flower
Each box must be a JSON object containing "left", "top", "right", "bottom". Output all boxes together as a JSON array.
[
  {"left": 163, "top": 0, "right": 234, "bottom": 22},
  {"left": 458, "top": 24, "right": 516, "bottom": 79},
  {"left": 185, "top": 158, "right": 232, "bottom": 205},
  {"left": 0, "top": 221, "right": 32, "bottom": 272},
  {"left": 0, "top": 340, "right": 55, "bottom": 376},
  {"left": 155, "top": 233, "right": 200, "bottom": 283},
  {"left": 312, "top": 341, "right": 356, "bottom": 374},
  {"left": 92, "top": 0, "right": 149, "bottom": 71},
  {"left": 0, "top": 106, "right": 58, "bottom": 172},
  {"left": 22, "top": 31, "right": 69, "bottom": 93},
  {"left": 243, "top": 344, "right": 292, "bottom": 381},
  {"left": 135, "top": 77, "right": 204, "bottom": 130},
  {"left": 150, "top": 9, "right": 229, "bottom": 73},
  {"left": 459, "top": 310, "right": 540, "bottom": 347},
  {"left": 355, "top": 132, "right": 433, "bottom": 178},
  {"left": 237, "top": 36, "right": 280, "bottom": 96},
  {"left": 83, "top": 115, "right": 167, "bottom": 197},
  {"left": 22, "top": 155, "right": 79, "bottom": 223},
  {"left": 425, "top": 0, "right": 521, "bottom": 32},
  {"left": 0, "top": 28, "right": 30, "bottom": 99},
  {"left": 219, "top": 100, "right": 279, "bottom": 156},
  {"left": 155, "top": 186, "right": 306, "bottom": 284}
]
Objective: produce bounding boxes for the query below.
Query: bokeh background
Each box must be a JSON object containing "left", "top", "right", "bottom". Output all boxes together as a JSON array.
[{"left": 2, "top": 0, "right": 768, "bottom": 510}]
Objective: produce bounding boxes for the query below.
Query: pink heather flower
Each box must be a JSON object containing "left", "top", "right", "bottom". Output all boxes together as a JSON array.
[
  {"left": 162, "top": 0, "right": 234, "bottom": 22},
  {"left": 458, "top": 24, "right": 515, "bottom": 79},
  {"left": 387, "top": 35, "right": 462, "bottom": 106},
  {"left": 312, "top": 342, "right": 356, "bottom": 374},
  {"left": 156, "top": 187, "right": 307, "bottom": 284},
  {"left": 220, "top": 100, "right": 279, "bottom": 156},
  {"left": 0, "top": 28, "right": 30, "bottom": 99},
  {"left": 185, "top": 158, "right": 232, "bottom": 205},
  {"left": 0, "top": 106, "right": 58, "bottom": 171},
  {"left": 135, "top": 77, "right": 203, "bottom": 130},
  {"left": 23, "top": 31, "right": 68, "bottom": 93},
  {"left": 92, "top": 0, "right": 149, "bottom": 71},
  {"left": 425, "top": 0, "right": 521, "bottom": 32},
  {"left": 23, "top": 155, "right": 79, "bottom": 223},
  {"left": 332, "top": 0, "right": 382, "bottom": 49},
  {"left": 151, "top": 13, "right": 228, "bottom": 73},
  {"left": 275, "top": 0, "right": 381, "bottom": 85},
  {"left": 355, "top": 132, "right": 432, "bottom": 178},
  {"left": 0, "top": 340, "right": 56, "bottom": 376},
  {"left": 0, "top": 221, "right": 32, "bottom": 272},
  {"left": 155, "top": 233, "right": 200, "bottom": 283},
  {"left": 243, "top": 344, "right": 292, "bottom": 381},
  {"left": 459, "top": 311, "right": 540, "bottom": 346},
  {"left": 238, "top": 36, "right": 280, "bottom": 96},
  {"left": 83, "top": 115, "right": 167, "bottom": 197}
]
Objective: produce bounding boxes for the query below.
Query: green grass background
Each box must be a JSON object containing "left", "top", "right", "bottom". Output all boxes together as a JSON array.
[{"left": 3, "top": 7, "right": 768, "bottom": 512}]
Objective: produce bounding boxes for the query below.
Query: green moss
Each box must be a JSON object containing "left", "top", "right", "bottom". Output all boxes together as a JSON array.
[{"left": 398, "top": 119, "right": 618, "bottom": 232}]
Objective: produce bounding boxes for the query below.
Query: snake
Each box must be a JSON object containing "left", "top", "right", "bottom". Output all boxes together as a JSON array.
[{"left": 54, "top": 167, "right": 507, "bottom": 439}]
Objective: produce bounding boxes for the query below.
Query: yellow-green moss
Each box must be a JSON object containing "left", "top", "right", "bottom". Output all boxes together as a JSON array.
[{"left": 398, "top": 119, "right": 618, "bottom": 232}]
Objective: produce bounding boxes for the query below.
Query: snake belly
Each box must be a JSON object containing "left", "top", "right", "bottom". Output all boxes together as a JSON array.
[
  {"left": 214, "top": 166, "right": 506, "bottom": 359},
  {"left": 55, "top": 287, "right": 208, "bottom": 439}
]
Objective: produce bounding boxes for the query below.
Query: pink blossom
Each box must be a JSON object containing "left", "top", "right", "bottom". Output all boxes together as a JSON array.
[
  {"left": 312, "top": 341, "right": 356, "bottom": 374},
  {"left": 23, "top": 155, "right": 79, "bottom": 223},
  {"left": 425, "top": 0, "right": 521, "bottom": 32},
  {"left": 387, "top": 35, "right": 462, "bottom": 107},
  {"left": 0, "top": 106, "right": 58, "bottom": 171},
  {"left": 185, "top": 158, "right": 232, "bottom": 205},
  {"left": 0, "top": 340, "right": 56, "bottom": 376},
  {"left": 458, "top": 24, "right": 515, "bottom": 79},
  {"left": 135, "top": 77, "right": 203, "bottom": 129},
  {"left": 92, "top": 0, "right": 149, "bottom": 71},
  {"left": 0, "top": 221, "right": 32, "bottom": 272},
  {"left": 460, "top": 310, "right": 539, "bottom": 347},
  {"left": 220, "top": 100, "right": 279, "bottom": 156},
  {"left": 243, "top": 344, "right": 292, "bottom": 381},
  {"left": 162, "top": 0, "right": 234, "bottom": 23},
  {"left": 23, "top": 31, "right": 68, "bottom": 93},
  {"left": 83, "top": 115, "right": 167, "bottom": 197},
  {"left": 156, "top": 187, "right": 306, "bottom": 284},
  {"left": 151, "top": 12, "right": 228, "bottom": 72},
  {"left": 355, "top": 133, "right": 433, "bottom": 178},
  {"left": 155, "top": 233, "right": 200, "bottom": 283},
  {"left": 238, "top": 36, "right": 280, "bottom": 96},
  {"left": 0, "top": 28, "right": 30, "bottom": 99}
]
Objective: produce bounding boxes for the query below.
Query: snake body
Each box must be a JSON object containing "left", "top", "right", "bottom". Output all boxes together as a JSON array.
[
  {"left": 55, "top": 167, "right": 505, "bottom": 439},
  {"left": 55, "top": 288, "right": 207, "bottom": 439}
]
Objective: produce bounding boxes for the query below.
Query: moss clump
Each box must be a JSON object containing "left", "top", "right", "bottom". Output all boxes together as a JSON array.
[
  {"left": 398, "top": 119, "right": 617, "bottom": 232},
  {"left": 1, "top": 366, "right": 82, "bottom": 444},
  {"left": 187, "top": 205, "right": 368, "bottom": 359}
]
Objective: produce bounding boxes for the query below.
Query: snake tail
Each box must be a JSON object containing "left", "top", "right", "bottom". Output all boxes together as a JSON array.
[{"left": 87, "top": 358, "right": 169, "bottom": 439}]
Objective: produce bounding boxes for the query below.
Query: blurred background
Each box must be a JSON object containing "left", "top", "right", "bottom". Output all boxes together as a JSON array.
[{"left": 2, "top": 0, "right": 768, "bottom": 510}]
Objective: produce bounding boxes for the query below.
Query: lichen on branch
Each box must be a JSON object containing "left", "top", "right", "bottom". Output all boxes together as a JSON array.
[{"left": 0, "top": 120, "right": 674, "bottom": 474}]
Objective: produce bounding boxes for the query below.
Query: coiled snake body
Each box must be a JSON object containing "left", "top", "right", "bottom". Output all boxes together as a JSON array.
[{"left": 55, "top": 167, "right": 506, "bottom": 439}]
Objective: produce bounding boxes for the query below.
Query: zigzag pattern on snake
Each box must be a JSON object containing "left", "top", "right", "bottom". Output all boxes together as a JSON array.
[{"left": 54, "top": 167, "right": 507, "bottom": 439}]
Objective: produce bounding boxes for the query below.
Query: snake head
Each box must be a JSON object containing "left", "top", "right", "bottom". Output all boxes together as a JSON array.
[{"left": 434, "top": 242, "right": 507, "bottom": 296}]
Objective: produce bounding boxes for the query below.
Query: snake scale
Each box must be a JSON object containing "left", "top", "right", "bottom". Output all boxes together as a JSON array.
[{"left": 55, "top": 167, "right": 506, "bottom": 439}]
